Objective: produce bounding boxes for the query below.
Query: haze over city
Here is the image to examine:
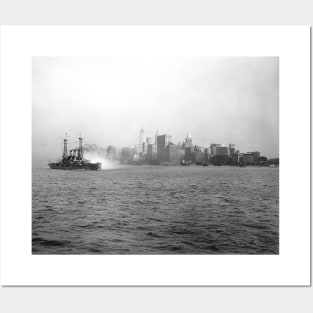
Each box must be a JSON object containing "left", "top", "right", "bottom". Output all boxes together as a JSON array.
[{"left": 32, "top": 56, "right": 279, "bottom": 165}]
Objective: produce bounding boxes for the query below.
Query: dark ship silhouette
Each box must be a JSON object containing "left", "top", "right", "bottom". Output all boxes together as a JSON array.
[{"left": 48, "top": 134, "right": 101, "bottom": 170}]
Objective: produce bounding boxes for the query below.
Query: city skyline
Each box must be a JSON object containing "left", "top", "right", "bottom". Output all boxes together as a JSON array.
[
  {"left": 45, "top": 127, "right": 277, "bottom": 169},
  {"left": 32, "top": 57, "right": 279, "bottom": 164},
  {"left": 36, "top": 127, "right": 275, "bottom": 159}
]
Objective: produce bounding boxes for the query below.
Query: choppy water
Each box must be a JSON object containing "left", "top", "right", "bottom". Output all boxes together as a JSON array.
[{"left": 32, "top": 165, "right": 279, "bottom": 254}]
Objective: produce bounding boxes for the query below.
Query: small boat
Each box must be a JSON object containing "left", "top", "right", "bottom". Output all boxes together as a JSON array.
[{"left": 181, "top": 160, "right": 192, "bottom": 166}]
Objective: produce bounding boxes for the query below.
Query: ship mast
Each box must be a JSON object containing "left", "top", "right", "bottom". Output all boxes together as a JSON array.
[{"left": 63, "top": 133, "right": 68, "bottom": 160}]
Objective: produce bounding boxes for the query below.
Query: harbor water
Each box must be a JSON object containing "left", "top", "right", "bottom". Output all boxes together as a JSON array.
[{"left": 32, "top": 165, "right": 279, "bottom": 254}]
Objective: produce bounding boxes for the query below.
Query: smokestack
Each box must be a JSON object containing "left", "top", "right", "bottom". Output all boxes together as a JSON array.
[
  {"left": 79, "top": 134, "right": 83, "bottom": 159},
  {"left": 62, "top": 133, "right": 68, "bottom": 159}
]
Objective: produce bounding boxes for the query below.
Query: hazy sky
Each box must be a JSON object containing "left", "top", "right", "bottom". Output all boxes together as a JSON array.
[{"left": 32, "top": 57, "right": 279, "bottom": 162}]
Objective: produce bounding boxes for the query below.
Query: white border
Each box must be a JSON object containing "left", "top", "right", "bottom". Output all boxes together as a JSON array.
[{"left": 0, "top": 26, "right": 310, "bottom": 286}]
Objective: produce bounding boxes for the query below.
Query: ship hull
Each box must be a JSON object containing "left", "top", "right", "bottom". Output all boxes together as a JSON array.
[{"left": 48, "top": 162, "right": 101, "bottom": 170}]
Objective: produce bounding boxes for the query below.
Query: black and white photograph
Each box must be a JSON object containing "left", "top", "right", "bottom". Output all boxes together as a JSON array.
[{"left": 32, "top": 56, "right": 279, "bottom": 255}]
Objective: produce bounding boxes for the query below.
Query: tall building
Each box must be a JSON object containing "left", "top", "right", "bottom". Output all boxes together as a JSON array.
[
  {"left": 146, "top": 137, "right": 153, "bottom": 145},
  {"left": 139, "top": 127, "right": 146, "bottom": 145},
  {"left": 134, "top": 144, "right": 143, "bottom": 154},
  {"left": 185, "top": 146, "right": 195, "bottom": 162},
  {"left": 204, "top": 148, "right": 210, "bottom": 162},
  {"left": 155, "top": 130, "right": 159, "bottom": 144},
  {"left": 168, "top": 134, "right": 173, "bottom": 144},
  {"left": 147, "top": 144, "right": 158, "bottom": 161},
  {"left": 184, "top": 133, "right": 193, "bottom": 148},
  {"left": 209, "top": 143, "right": 231, "bottom": 165},
  {"left": 210, "top": 143, "right": 220, "bottom": 156},
  {"left": 157, "top": 134, "right": 170, "bottom": 163},
  {"left": 210, "top": 144, "right": 229, "bottom": 156}
]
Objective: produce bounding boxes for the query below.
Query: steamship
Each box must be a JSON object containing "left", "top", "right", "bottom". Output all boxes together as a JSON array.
[{"left": 48, "top": 134, "right": 101, "bottom": 170}]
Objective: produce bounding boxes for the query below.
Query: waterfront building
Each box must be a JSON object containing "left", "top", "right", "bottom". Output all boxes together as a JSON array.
[
  {"left": 157, "top": 134, "right": 170, "bottom": 163},
  {"left": 120, "top": 147, "right": 134, "bottom": 163},
  {"left": 194, "top": 150, "right": 204, "bottom": 164},
  {"left": 209, "top": 143, "right": 220, "bottom": 156},
  {"left": 259, "top": 156, "right": 268, "bottom": 165},
  {"left": 230, "top": 152, "right": 240, "bottom": 165},
  {"left": 229, "top": 144, "right": 236, "bottom": 155},
  {"left": 106, "top": 145, "right": 117, "bottom": 161},
  {"left": 216, "top": 146, "right": 229, "bottom": 156},
  {"left": 168, "top": 144, "right": 185, "bottom": 164},
  {"left": 209, "top": 143, "right": 230, "bottom": 156},
  {"left": 147, "top": 144, "right": 158, "bottom": 161},
  {"left": 242, "top": 153, "right": 254, "bottom": 165},
  {"left": 184, "top": 146, "right": 195, "bottom": 162},
  {"left": 211, "top": 154, "right": 230, "bottom": 165},
  {"left": 204, "top": 148, "right": 210, "bottom": 162},
  {"left": 242, "top": 151, "right": 261, "bottom": 165},
  {"left": 249, "top": 151, "right": 260, "bottom": 163}
]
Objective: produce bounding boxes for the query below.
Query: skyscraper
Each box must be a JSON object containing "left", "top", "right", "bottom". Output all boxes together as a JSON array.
[
  {"left": 157, "top": 134, "right": 170, "bottom": 163},
  {"left": 155, "top": 130, "right": 159, "bottom": 144},
  {"left": 139, "top": 127, "right": 146, "bottom": 145},
  {"left": 184, "top": 133, "right": 193, "bottom": 148}
]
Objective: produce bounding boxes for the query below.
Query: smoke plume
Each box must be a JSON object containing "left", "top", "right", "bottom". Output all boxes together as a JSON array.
[{"left": 83, "top": 144, "right": 120, "bottom": 170}]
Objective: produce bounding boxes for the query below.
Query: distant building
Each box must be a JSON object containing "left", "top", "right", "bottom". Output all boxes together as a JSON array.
[
  {"left": 260, "top": 156, "right": 268, "bottom": 165},
  {"left": 229, "top": 144, "right": 236, "bottom": 155},
  {"left": 155, "top": 130, "right": 159, "bottom": 144},
  {"left": 249, "top": 151, "right": 260, "bottom": 163},
  {"left": 106, "top": 145, "right": 117, "bottom": 161},
  {"left": 168, "top": 144, "right": 185, "bottom": 164},
  {"left": 230, "top": 152, "right": 240, "bottom": 165},
  {"left": 242, "top": 151, "right": 261, "bottom": 165},
  {"left": 133, "top": 153, "right": 140, "bottom": 161},
  {"left": 204, "top": 148, "right": 210, "bottom": 162},
  {"left": 194, "top": 150, "right": 204, "bottom": 164},
  {"left": 210, "top": 143, "right": 220, "bottom": 156},
  {"left": 216, "top": 146, "right": 229, "bottom": 156},
  {"left": 209, "top": 144, "right": 229, "bottom": 156},
  {"left": 183, "top": 145, "right": 204, "bottom": 164},
  {"left": 146, "top": 144, "right": 157, "bottom": 161},
  {"left": 211, "top": 154, "right": 230, "bottom": 165},
  {"left": 120, "top": 147, "right": 134, "bottom": 163},
  {"left": 134, "top": 143, "right": 143, "bottom": 154},
  {"left": 242, "top": 153, "right": 254, "bottom": 165},
  {"left": 184, "top": 133, "right": 193, "bottom": 148},
  {"left": 139, "top": 127, "right": 146, "bottom": 145},
  {"left": 168, "top": 134, "right": 173, "bottom": 144},
  {"left": 157, "top": 134, "right": 170, "bottom": 163},
  {"left": 184, "top": 146, "right": 195, "bottom": 162},
  {"left": 146, "top": 137, "right": 153, "bottom": 145}
]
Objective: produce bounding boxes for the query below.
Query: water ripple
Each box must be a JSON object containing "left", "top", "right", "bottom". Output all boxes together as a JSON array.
[{"left": 32, "top": 166, "right": 279, "bottom": 254}]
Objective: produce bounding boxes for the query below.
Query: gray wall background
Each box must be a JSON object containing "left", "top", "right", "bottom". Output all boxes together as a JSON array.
[{"left": 0, "top": 1, "right": 311, "bottom": 312}]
